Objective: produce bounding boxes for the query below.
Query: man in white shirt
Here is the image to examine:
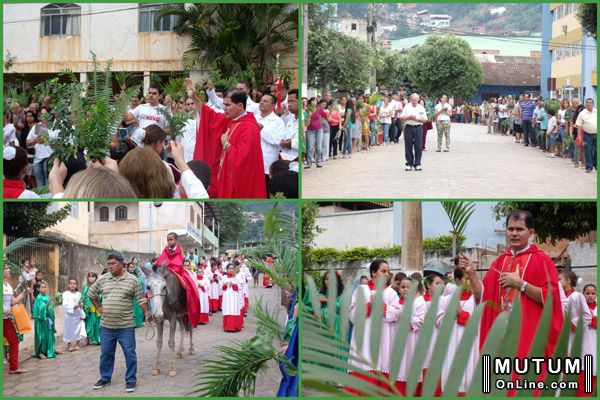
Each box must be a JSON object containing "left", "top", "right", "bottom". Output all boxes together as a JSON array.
[
  {"left": 575, "top": 98, "right": 597, "bottom": 173},
  {"left": 256, "top": 93, "right": 286, "bottom": 195},
  {"left": 400, "top": 93, "right": 427, "bottom": 171},
  {"left": 434, "top": 95, "right": 453, "bottom": 152},
  {"left": 280, "top": 89, "right": 299, "bottom": 161},
  {"left": 3, "top": 118, "right": 18, "bottom": 147},
  {"left": 389, "top": 94, "right": 404, "bottom": 143},
  {"left": 206, "top": 80, "right": 260, "bottom": 116},
  {"left": 125, "top": 84, "right": 170, "bottom": 147}
]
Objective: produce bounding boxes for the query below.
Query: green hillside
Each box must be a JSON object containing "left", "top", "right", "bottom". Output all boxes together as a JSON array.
[{"left": 336, "top": 3, "right": 542, "bottom": 38}]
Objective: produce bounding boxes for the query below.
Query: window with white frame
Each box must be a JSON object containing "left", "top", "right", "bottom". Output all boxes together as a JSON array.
[
  {"left": 40, "top": 3, "right": 81, "bottom": 36},
  {"left": 139, "top": 4, "right": 178, "bottom": 32}
]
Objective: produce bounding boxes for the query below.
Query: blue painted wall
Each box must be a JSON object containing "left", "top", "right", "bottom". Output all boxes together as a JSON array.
[
  {"left": 540, "top": 4, "right": 553, "bottom": 98},
  {"left": 581, "top": 33, "right": 597, "bottom": 101}
]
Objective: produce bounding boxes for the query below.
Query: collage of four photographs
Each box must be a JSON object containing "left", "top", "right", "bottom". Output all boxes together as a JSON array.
[{"left": 2, "top": 1, "right": 598, "bottom": 398}]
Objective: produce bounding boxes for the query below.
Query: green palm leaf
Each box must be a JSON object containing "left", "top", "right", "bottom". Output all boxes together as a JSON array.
[{"left": 441, "top": 201, "right": 476, "bottom": 238}]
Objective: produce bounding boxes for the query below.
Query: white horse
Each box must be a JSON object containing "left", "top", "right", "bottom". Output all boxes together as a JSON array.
[{"left": 145, "top": 265, "right": 197, "bottom": 377}]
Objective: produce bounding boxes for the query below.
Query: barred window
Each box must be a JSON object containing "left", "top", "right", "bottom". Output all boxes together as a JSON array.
[
  {"left": 139, "top": 4, "right": 178, "bottom": 33},
  {"left": 115, "top": 206, "right": 128, "bottom": 221},
  {"left": 41, "top": 3, "right": 81, "bottom": 36},
  {"left": 99, "top": 207, "right": 109, "bottom": 222}
]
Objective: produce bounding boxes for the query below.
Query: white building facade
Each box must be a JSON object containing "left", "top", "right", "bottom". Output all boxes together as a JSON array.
[
  {"left": 4, "top": 3, "right": 189, "bottom": 91},
  {"left": 83, "top": 202, "right": 218, "bottom": 256}
]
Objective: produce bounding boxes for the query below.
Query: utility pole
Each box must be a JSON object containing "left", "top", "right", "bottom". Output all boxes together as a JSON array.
[
  {"left": 401, "top": 202, "right": 423, "bottom": 272},
  {"left": 302, "top": 3, "right": 309, "bottom": 97},
  {"left": 367, "top": 3, "right": 377, "bottom": 94}
]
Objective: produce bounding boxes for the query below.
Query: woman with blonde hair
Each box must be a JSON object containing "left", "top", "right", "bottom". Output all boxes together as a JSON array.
[
  {"left": 119, "top": 147, "right": 175, "bottom": 198},
  {"left": 60, "top": 165, "right": 137, "bottom": 199}
]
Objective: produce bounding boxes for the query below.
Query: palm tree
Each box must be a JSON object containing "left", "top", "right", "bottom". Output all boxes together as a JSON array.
[
  {"left": 441, "top": 201, "right": 476, "bottom": 257},
  {"left": 158, "top": 4, "right": 297, "bottom": 89}
]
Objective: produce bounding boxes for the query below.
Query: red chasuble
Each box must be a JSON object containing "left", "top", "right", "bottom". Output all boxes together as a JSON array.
[
  {"left": 480, "top": 245, "right": 563, "bottom": 358},
  {"left": 156, "top": 245, "right": 201, "bottom": 328},
  {"left": 192, "top": 104, "right": 229, "bottom": 198},
  {"left": 217, "top": 112, "right": 266, "bottom": 198},
  {"left": 192, "top": 103, "right": 266, "bottom": 198},
  {"left": 3, "top": 179, "right": 26, "bottom": 198}
]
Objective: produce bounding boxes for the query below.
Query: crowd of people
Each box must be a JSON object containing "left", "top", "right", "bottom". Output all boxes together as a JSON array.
[
  {"left": 301, "top": 90, "right": 458, "bottom": 172},
  {"left": 301, "top": 89, "right": 597, "bottom": 174},
  {"left": 3, "top": 78, "right": 299, "bottom": 199},
  {"left": 457, "top": 95, "right": 597, "bottom": 173},
  {"left": 308, "top": 210, "right": 597, "bottom": 396}
]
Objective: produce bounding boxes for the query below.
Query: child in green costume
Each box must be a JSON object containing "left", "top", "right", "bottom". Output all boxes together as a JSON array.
[{"left": 82, "top": 272, "right": 101, "bottom": 344}]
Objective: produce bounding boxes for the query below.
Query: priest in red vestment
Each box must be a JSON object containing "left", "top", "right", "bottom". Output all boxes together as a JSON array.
[
  {"left": 186, "top": 78, "right": 266, "bottom": 198},
  {"left": 460, "top": 210, "right": 563, "bottom": 394},
  {"left": 155, "top": 232, "right": 201, "bottom": 328}
]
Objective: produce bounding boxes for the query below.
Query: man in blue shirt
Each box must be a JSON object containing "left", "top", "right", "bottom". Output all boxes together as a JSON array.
[{"left": 519, "top": 93, "right": 537, "bottom": 146}]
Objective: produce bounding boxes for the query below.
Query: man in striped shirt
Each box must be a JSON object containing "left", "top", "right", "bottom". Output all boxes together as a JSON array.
[
  {"left": 89, "top": 252, "right": 152, "bottom": 393},
  {"left": 519, "top": 93, "right": 537, "bottom": 147}
]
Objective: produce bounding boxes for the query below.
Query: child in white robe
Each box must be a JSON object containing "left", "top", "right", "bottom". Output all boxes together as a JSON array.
[
  {"left": 347, "top": 259, "right": 400, "bottom": 394},
  {"left": 582, "top": 284, "right": 596, "bottom": 394},
  {"left": 439, "top": 268, "right": 479, "bottom": 396},
  {"left": 394, "top": 277, "right": 425, "bottom": 396},
  {"left": 196, "top": 268, "right": 211, "bottom": 324},
  {"left": 62, "top": 278, "right": 85, "bottom": 352},
  {"left": 221, "top": 264, "right": 242, "bottom": 332},
  {"left": 419, "top": 273, "right": 445, "bottom": 396},
  {"left": 208, "top": 262, "right": 222, "bottom": 313}
]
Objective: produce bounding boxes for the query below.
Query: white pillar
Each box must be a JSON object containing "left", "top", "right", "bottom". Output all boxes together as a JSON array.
[{"left": 143, "top": 71, "right": 150, "bottom": 95}]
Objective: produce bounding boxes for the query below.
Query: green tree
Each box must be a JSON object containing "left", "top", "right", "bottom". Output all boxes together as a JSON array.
[
  {"left": 308, "top": 29, "right": 373, "bottom": 92},
  {"left": 4, "top": 203, "right": 71, "bottom": 238},
  {"left": 406, "top": 35, "right": 483, "bottom": 99},
  {"left": 159, "top": 4, "right": 297, "bottom": 90},
  {"left": 308, "top": 3, "right": 335, "bottom": 31},
  {"left": 376, "top": 52, "right": 417, "bottom": 93},
  {"left": 218, "top": 203, "right": 249, "bottom": 246},
  {"left": 301, "top": 202, "right": 324, "bottom": 275},
  {"left": 577, "top": 3, "right": 597, "bottom": 38},
  {"left": 493, "top": 202, "right": 596, "bottom": 244}
]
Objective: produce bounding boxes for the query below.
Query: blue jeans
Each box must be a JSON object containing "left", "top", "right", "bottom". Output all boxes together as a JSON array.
[
  {"left": 305, "top": 129, "right": 323, "bottom": 166},
  {"left": 343, "top": 125, "right": 352, "bottom": 155},
  {"left": 381, "top": 123, "right": 391, "bottom": 143},
  {"left": 584, "top": 132, "right": 596, "bottom": 171},
  {"left": 522, "top": 120, "right": 533, "bottom": 145},
  {"left": 99, "top": 326, "right": 137, "bottom": 384},
  {"left": 33, "top": 158, "right": 50, "bottom": 187}
]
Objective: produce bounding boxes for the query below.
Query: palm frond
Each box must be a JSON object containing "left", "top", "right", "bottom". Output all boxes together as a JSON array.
[
  {"left": 192, "top": 339, "right": 278, "bottom": 397},
  {"left": 253, "top": 296, "right": 284, "bottom": 341},
  {"left": 441, "top": 201, "right": 476, "bottom": 237},
  {"left": 3, "top": 237, "right": 37, "bottom": 273},
  {"left": 162, "top": 77, "right": 186, "bottom": 101},
  {"left": 4, "top": 237, "right": 37, "bottom": 256}
]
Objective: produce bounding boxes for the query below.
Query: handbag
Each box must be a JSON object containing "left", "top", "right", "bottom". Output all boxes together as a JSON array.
[{"left": 11, "top": 304, "right": 32, "bottom": 334}]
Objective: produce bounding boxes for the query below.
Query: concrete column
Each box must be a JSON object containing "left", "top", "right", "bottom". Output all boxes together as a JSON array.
[
  {"left": 49, "top": 244, "right": 60, "bottom": 294},
  {"left": 143, "top": 71, "right": 150, "bottom": 95},
  {"left": 401, "top": 202, "right": 423, "bottom": 271}
]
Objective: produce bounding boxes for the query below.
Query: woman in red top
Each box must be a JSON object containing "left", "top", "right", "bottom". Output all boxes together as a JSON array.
[
  {"left": 327, "top": 101, "right": 340, "bottom": 160},
  {"left": 305, "top": 97, "right": 328, "bottom": 169}
]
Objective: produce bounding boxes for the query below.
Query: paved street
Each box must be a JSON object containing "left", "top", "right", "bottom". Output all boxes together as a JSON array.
[
  {"left": 3, "top": 284, "right": 285, "bottom": 397},
  {"left": 302, "top": 123, "right": 597, "bottom": 199}
]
